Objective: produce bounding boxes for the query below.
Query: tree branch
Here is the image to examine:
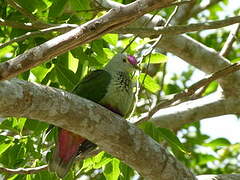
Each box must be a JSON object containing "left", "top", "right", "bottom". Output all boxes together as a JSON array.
[
  {"left": 136, "top": 62, "right": 240, "bottom": 125},
  {"left": 6, "top": 0, "right": 49, "bottom": 28},
  {"left": 0, "top": 18, "right": 38, "bottom": 30},
  {"left": 0, "top": 78, "right": 196, "bottom": 180},
  {"left": 0, "top": 0, "right": 175, "bottom": 81},
  {"left": 220, "top": 23, "right": 240, "bottom": 57},
  {"left": 118, "top": 16, "right": 240, "bottom": 35},
  {"left": 0, "top": 165, "right": 47, "bottom": 175},
  {"left": 149, "top": 92, "right": 240, "bottom": 130},
  {"left": 0, "top": 24, "right": 78, "bottom": 49},
  {"left": 196, "top": 174, "right": 240, "bottom": 180}
]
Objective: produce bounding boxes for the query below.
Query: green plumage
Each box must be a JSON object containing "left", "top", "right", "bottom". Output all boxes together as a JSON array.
[{"left": 72, "top": 70, "right": 111, "bottom": 102}]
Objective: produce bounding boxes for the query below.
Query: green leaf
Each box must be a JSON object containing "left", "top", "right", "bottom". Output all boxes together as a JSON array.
[
  {"left": 102, "top": 34, "right": 118, "bottom": 46},
  {"left": 139, "top": 73, "right": 160, "bottom": 93},
  {"left": 69, "top": 0, "right": 90, "bottom": 10},
  {"left": 104, "top": 158, "right": 120, "bottom": 180},
  {"left": 198, "top": 154, "right": 217, "bottom": 165},
  {"left": 68, "top": 52, "right": 79, "bottom": 73},
  {"left": 49, "top": 0, "right": 68, "bottom": 17},
  {"left": 103, "top": 48, "right": 115, "bottom": 59},
  {"left": 0, "top": 136, "right": 13, "bottom": 155},
  {"left": 143, "top": 53, "right": 168, "bottom": 64},
  {"left": 203, "top": 138, "right": 231, "bottom": 148},
  {"left": 203, "top": 81, "right": 218, "bottom": 95},
  {"left": 54, "top": 64, "right": 78, "bottom": 90},
  {"left": 140, "top": 122, "right": 189, "bottom": 154},
  {"left": 31, "top": 65, "right": 53, "bottom": 82},
  {"left": 92, "top": 40, "right": 108, "bottom": 64},
  {"left": 119, "top": 162, "right": 134, "bottom": 180},
  {"left": 12, "top": 118, "right": 27, "bottom": 133},
  {"left": 15, "top": 0, "right": 48, "bottom": 12},
  {"left": 93, "top": 152, "right": 112, "bottom": 169},
  {"left": 231, "top": 57, "right": 240, "bottom": 63},
  {"left": 157, "top": 127, "right": 189, "bottom": 154}
]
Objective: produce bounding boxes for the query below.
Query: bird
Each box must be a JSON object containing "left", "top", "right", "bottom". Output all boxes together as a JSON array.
[{"left": 48, "top": 53, "right": 139, "bottom": 178}]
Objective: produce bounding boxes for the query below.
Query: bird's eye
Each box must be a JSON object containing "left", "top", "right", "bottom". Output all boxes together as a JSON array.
[{"left": 123, "top": 58, "right": 127, "bottom": 63}]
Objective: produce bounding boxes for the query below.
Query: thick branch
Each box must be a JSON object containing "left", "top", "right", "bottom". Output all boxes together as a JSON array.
[
  {"left": 0, "top": 79, "right": 195, "bottom": 180},
  {"left": 197, "top": 174, "right": 240, "bottom": 180},
  {"left": 150, "top": 92, "right": 240, "bottom": 130},
  {"left": 0, "top": 0, "right": 174, "bottom": 81}
]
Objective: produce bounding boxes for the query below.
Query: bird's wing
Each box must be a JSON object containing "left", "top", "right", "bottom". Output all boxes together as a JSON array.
[{"left": 72, "top": 70, "right": 111, "bottom": 102}]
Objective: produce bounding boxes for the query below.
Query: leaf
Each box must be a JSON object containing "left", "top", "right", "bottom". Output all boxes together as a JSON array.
[
  {"left": 48, "top": 0, "right": 68, "bottom": 17},
  {"left": 139, "top": 73, "right": 160, "bottom": 93},
  {"left": 157, "top": 127, "right": 189, "bottom": 154},
  {"left": 203, "top": 81, "right": 218, "bottom": 95},
  {"left": 198, "top": 154, "right": 217, "bottom": 165},
  {"left": 69, "top": 0, "right": 90, "bottom": 10},
  {"left": 93, "top": 152, "right": 112, "bottom": 169},
  {"left": 68, "top": 52, "right": 79, "bottom": 73},
  {"left": 119, "top": 162, "right": 134, "bottom": 180},
  {"left": 103, "top": 158, "right": 120, "bottom": 180},
  {"left": 143, "top": 53, "right": 168, "bottom": 64},
  {"left": 12, "top": 118, "right": 27, "bottom": 133},
  {"left": 103, "top": 48, "right": 115, "bottom": 59},
  {"left": 92, "top": 40, "right": 108, "bottom": 64},
  {"left": 203, "top": 138, "right": 231, "bottom": 148},
  {"left": 231, "top": 57, "right": 240, "bottom": 63},
  {"left": 15, "top": 0, "right": 48, "bottom": 12},
  {"left": 102, "top": 34, "right": 118, "bottom": 46},
  {"left": 54, "top": 64, "right": 78, "bottom": 90},
  {"left": 140, "top": 122, "right": 189, "bottom": 154},
  {"left": 31, "top": 65, "right": 53, "bottom": 82},
  {"left": 0, "top": 136, "right": 13, "bottom": 155}
]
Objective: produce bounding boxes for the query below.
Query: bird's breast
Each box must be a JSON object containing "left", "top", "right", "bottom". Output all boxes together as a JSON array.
[{"left": 99, "top": 71, "right": 134, "bottom": 117}]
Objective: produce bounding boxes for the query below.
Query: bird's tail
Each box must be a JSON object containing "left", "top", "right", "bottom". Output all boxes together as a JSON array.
[{"left": 48, "top": 128, "right": 90, "bottom": 178}]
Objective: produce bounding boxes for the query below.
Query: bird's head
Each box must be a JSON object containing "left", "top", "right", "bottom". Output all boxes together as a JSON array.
[{"left": 105, "top": 53, "right": 139, "bottom": 73}]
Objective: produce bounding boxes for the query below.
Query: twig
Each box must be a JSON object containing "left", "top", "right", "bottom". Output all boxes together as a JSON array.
[
  {"left": 0, "top": 24, "right": 78, "bottom": 49},
  {"left": 220, "top": 23, "right": 240, "bottom": 57},
  {"left": 118, "top": 16, "right": 240, "bottom": 35},
  {"left": 6, "top": 0, "right": 48, "bottom": 28},
  {"left": 170, "top": 0, "right": 196, "bottom": 24},
  {"left": 0, "top": 165, "right": 48, "bottom": 175},
  {"left": 0, "top": 18, "right": 37, "bottom": 30},
  {"left": 136, "top": 62, "right": 240, "bottom": 124},
  {"left": 159, "top": 62, "right": 167, "bottom": 95}
]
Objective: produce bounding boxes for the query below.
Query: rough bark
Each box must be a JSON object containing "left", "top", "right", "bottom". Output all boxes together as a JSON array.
[{"left": 150, "top": 92, "right": 240, "bottom": 130}]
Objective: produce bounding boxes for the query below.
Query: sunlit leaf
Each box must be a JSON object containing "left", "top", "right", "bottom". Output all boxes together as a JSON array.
[
  {"left": 139, "top": 73, "right": 160, "bottom": 93},
  {"left": 203, "top": 138, "right": 231, "bottom": 148},
  {"left": 143, "top": 53, "right": 168, "bottom": 64},
  {"left": 104, "top": 158, "right": 120, "bottom": 180},
  {"left": 102, "top": 34, "right": 118, "bottom": 46},
  {"left": 157, "top": 127, "right": 189, "bottom": 154},
  {"left": 0, "top": 136, "right": 13, "bottom": 155}
]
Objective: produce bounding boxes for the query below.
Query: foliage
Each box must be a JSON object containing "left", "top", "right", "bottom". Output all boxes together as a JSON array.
[{"left": 0, "top": 0, "right": 239, "bottom": 179}]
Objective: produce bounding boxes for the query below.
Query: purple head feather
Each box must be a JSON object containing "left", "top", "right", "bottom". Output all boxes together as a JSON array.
[{"left": 127, "top": 55, "right": 138, "bottom": 65}]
